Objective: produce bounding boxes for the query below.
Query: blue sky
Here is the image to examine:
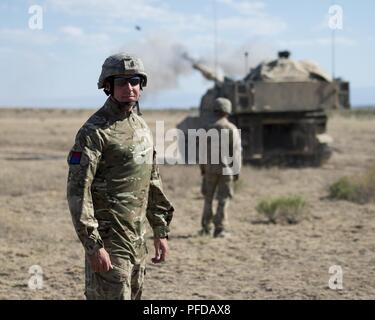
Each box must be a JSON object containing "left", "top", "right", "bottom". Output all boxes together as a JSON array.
[{"left": 0, "top": 0, "right": 374, "bottom": 108}]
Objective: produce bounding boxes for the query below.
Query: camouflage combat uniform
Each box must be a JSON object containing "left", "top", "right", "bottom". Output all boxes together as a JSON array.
[
  {"left": 67, "top": 97, "right": 174, "bottom": 299},
  {"left": 200, "top": 98, "right": 241, "bottom": 237}
]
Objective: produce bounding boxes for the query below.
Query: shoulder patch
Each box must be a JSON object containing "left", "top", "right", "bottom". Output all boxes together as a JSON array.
[{"left": 68, "top": 151, "right": 82, "bottom": 165}]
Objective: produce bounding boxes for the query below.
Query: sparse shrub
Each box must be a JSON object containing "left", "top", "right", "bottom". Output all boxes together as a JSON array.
[
  {"left": 361, "top": 167, "right": 375, "bottom": 202},
  {"left": 329, "top": 167, "right": 375, "bottom": 204},
  {"left": 256, "top": 195, "right": 307, "bottom": 224},
  {"left": 329, "top": 177, "right": 359, "bottom": 202}
]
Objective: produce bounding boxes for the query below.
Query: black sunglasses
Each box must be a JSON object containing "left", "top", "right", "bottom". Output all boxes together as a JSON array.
[{"left": 113, "top": 76, "right": 141, "bottom": 87}]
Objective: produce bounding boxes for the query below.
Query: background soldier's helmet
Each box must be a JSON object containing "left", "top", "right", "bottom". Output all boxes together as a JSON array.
[
  {"left": 97, "top": 53, "right": 148, "bottom": 89},
  {"left": 213, "top": 97, "right": 232, "bottom": 114}
]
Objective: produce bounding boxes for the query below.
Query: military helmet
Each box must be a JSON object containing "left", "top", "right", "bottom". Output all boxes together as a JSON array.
[
  {"left": 97, "top": 53, "right": 148, "bottom": 89},
  {"left": 213, "top": 97, "right": 232, "bottom": 114}
]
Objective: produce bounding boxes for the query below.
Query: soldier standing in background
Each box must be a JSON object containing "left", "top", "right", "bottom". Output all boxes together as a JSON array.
[
  {"left": 66, "top": 53, "right": 174, "bottom": 300},
  {"left": 199, "top": 97, "right": 242, "bottom": 238}
]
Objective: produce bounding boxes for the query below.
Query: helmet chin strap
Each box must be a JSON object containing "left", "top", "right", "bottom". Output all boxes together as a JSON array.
[
  {"left": 110, "top": 97, "right": 142, "bottom": 116},
  {"left": 136, "top": 101, "right": 142, "bottom": 116}
]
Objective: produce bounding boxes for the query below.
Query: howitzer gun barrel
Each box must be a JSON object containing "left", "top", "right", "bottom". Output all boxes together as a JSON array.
[{"left": 182, "top": 52, "right": 224, "bottom": 83}]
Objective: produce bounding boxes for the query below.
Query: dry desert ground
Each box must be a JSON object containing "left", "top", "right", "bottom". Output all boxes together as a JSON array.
[{"left": 0, "top": 107, "right": 374, "bottom": 299}]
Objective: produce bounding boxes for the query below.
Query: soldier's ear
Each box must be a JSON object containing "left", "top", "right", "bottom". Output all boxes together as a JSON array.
[
  {"left": 104, "top": 81, "right": 110, "bottom": 91},
  {"left": 103, "top": 80, "right": 112, "bottom": 96}
]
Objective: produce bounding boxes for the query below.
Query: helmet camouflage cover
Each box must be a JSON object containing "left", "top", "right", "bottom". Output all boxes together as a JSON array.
[
  {"left": 213, "top": 97, "right": 232, "bottom": 114},
  {"left": 97, "top": 53, "right": 148, "bottom": 89}
]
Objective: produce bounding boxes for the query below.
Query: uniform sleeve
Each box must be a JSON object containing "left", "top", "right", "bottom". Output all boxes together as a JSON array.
[
  {"left": 66, "top": 127, "right": 104, "bottom": 255},
  {"left": 146, "top": 149, "right": 174, "bottom": 238}
]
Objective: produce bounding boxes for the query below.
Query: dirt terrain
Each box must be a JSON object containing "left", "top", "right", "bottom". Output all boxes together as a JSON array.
[{"left": 0, "top": 107, "right": 374, "bottom": 300}]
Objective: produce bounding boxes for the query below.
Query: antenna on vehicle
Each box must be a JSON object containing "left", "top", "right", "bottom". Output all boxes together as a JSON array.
[
  {"left": 244, "top": 51, "right": 249, "bottom": 76},
  {"left": 331, "top": 27, "right": 336, "bottom": 80},
  {"left": 213, "top": 0, "right": 218, "bottom": 85},
  {"left": 331, "top": 0, "right": 336, "bottom": 80}
]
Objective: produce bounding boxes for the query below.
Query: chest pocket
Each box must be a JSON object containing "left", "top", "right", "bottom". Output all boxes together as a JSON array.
[
  {"left": 104, "top": 141, "right": 134, "bottom": 166},
  {"left": 132, "top": 127, "right": 153, "bottom": 165},
  {"left": 103, "top": 115, "right": 153, "bottom": 167}
]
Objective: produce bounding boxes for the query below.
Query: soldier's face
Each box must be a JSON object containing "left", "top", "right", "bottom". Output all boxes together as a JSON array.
[{"left": 112, "top": 76, "right": 141, "bottom": 103}]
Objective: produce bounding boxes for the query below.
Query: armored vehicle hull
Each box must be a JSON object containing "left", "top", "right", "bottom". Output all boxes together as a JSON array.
[{"left": 177, "top": 51, "right": 350, "bottom": 166}]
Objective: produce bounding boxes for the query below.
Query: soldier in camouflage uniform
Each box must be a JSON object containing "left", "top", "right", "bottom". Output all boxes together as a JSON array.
[
  {"left": 200, "top": 97, "right": 241, "bottom": 238},
  {"left": 67, "top": 53, "right": 174, "bottom": 300}
]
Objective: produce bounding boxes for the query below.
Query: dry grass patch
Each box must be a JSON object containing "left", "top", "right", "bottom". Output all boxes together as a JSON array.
[
  {"left": 329, "top": 167, "right": 375, "bottom": 204},
  {"left": 256, "top": 195, "right": 307, "bottom": 224}
]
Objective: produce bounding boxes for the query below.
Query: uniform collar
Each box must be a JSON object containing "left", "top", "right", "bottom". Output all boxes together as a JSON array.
[
  {"left": 104, "top": 97, "right": 136, "bottom": 121},
  {"left": 213, "top": 115, "right": 228, "bottom": 123}
]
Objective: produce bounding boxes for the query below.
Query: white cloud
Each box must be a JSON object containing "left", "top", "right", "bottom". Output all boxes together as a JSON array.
[
  {"left": 311, "top": 14, "right": 331, "bottom": 32},
  {"left": 0, "top": 28, "right": 57, "bottom": 45},
  {"left": 44, "top": 0, "right": 286, "bottom": 94},
  {"left": 278, "top": 37, "right": 357, "bottom": 48},
  {"left": 76, "top": 32, "right": 112, "bottom": 48},
  {"left": 103, "top": 26, "right": 132, "bottom": 34},
  {"left": 218, "top": 16, "right": 286, "bottom": 35},
  {"left": 48, "top": 0, "right": 173, "bottom": 21},
  {"left": 218, "top": 0, "right": 266, "bottom": 16},
  {"left": 215, "top": 1, "right": 286, "bottom": 36},
  {"left": 58, "top": 26, "right": 111, "bottom": 49},
  {"left": 60, "top": 26, "right": 83, "bottom": 37},
  {"left": 48, "top": 0, "right": 285, "bottom": 37}
]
